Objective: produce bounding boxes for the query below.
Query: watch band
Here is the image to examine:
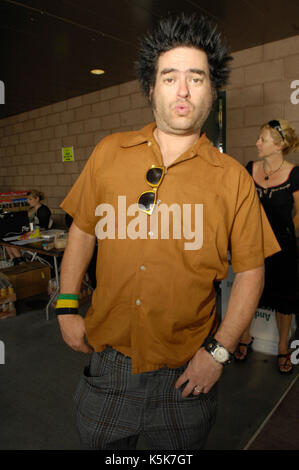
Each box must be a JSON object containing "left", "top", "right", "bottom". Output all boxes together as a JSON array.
[{"left": 204, "top": 337, "right": 233, "bottom": 366}]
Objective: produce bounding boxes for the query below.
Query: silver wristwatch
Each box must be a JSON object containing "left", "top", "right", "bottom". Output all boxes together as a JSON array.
[{"left": 204, "top": 337, "right": 232, "bottom": 366}]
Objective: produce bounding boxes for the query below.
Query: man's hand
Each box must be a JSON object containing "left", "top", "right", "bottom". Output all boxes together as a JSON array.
[
  {"left": 175, "top": 348, "right": 223, "bottom": 397},
  {"left": 57, "top": 314, "right": 93, "bottom": 353}
]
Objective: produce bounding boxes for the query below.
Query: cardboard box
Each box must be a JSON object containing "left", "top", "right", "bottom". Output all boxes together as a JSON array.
[
  {"left": 1, "top": 261, "right": 51, "bottom": 299},
  {"left": 0, "top": 308, "right": 16, "bottom": 320},
  {"left": 0, "top": 272, "right": 17, "bottom": 319}
]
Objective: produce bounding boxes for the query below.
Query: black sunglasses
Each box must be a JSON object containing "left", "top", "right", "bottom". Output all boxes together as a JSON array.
[
  {"left": 137, "top": 166, "right": 165, "bottom": 215},
  {"left": 268, "top": 120, "right": 285, "bottom": 140}
]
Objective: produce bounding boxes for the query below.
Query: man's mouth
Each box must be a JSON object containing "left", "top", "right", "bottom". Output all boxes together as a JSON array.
[{"left": 174, "top": 103, "right": 190, "bottom": 115}]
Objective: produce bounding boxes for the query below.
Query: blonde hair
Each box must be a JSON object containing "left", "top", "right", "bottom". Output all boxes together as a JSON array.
[
  {"left": 27, "top": 190, "right": 45, "bottom": 201},
  {"left": 263, "top": 119, "right": 299, "bottom": 155}
]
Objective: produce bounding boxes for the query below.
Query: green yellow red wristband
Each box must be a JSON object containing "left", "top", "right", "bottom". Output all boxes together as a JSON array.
[
  {"left": 57, "top": 293, "right": 79, "bottom": 301},
  {"left": 56, "top": 299, "right": 79, "bottom": 309},
  {"left": 56, "top": 294, "right": 79, "bottom": 314}
]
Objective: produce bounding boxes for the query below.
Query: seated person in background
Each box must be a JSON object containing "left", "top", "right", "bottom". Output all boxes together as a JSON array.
[
  {"left": 6, "top": 189, "right": 52, "bottom": 265},
  {"left": 27, "top": 190, "right": 52, "bottom": 230}
]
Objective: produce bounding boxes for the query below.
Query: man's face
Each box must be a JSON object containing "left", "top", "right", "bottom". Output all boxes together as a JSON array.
[{"left": 150, "top": 47, "right": 214, "bottom": 136}]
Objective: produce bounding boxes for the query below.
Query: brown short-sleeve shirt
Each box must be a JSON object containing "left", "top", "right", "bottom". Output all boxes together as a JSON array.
[{"left": 61, "top": 122, "right": 280, "bottom": 373}]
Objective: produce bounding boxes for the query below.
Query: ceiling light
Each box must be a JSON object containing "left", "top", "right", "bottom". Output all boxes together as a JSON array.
[{"left": 90, "top": 69, "right": 105, "bottom": 75}]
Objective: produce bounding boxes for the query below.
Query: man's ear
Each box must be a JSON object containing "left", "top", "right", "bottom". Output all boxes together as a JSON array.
[
  {"left": 212, "top": 87, "right": 218, "bottom": 102},
  {"left": 149, "top": 86, "right": 153, "bottom": 103}
]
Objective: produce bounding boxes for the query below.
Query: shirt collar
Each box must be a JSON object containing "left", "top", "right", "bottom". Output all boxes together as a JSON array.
[
  {"left": 119, "top": 122, "right": 156, "bottom": 148},
  {"left": 120, "top": 122, "right": 224, "bottom": 168}
]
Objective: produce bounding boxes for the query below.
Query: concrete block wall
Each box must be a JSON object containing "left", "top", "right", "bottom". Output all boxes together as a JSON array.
[
  {"left": 0, "top": 80, "right": 153, "bottom": 214},
  {"left": 0, "top": 34, "right": 299, "bottom": 214},
  {"left": 226, "top": 34, "right": 299, "bottom": 166}
]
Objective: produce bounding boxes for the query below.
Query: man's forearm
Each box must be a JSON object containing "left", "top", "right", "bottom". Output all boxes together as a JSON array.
[
  {"left": 214, "top": 265, "right": 265, "bottom": 352},
  {"left": 57, "top": 221, "right": 95, "bottom": 354},
  {"left": 60, "top": 221, "right": 96, "bottom": 294}
]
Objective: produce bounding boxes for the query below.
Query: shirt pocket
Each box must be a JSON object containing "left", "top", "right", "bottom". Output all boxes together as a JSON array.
[
  {"left": 174, "top": 184, "right": 229, "bottom": 279},
  {"left": 174, "top": 184, "right": 223, "bottom": 250}
]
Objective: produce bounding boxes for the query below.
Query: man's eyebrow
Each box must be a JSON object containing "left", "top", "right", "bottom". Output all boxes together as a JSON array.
[
  {"left": 160, "top": 68, "right": 207, "bottom": 76},
  {"left": 189, "top": 68, "right": 206, "bottom": 76}
]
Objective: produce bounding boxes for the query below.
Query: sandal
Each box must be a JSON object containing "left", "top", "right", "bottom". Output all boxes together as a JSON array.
[
  {"left": 234, "top": 337, "right": 254, "bottom": 362},
  {"left": 277, "top": 353, "right": 293, "bottom": 375}
]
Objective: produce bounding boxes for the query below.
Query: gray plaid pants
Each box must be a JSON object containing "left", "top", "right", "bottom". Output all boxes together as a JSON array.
[{"left": 73, "top": 347, "right": 217, "bottom": 450}]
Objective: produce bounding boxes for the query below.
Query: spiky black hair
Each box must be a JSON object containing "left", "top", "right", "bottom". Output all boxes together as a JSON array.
[{"left": 135, "top": 13, "right": 232, "bottom": 98}]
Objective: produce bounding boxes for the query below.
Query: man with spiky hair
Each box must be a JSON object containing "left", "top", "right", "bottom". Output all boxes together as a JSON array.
[
  {"left": 57, "top": 13, "right": 279, "bottom": 449},
  {"left": 135, "top": 13, "right": 230, "bottom": 100}
]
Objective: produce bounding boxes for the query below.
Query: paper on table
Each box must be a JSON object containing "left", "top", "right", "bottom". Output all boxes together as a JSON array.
[
  {"left": 2, "top": 235, "right": 21, "bottom": 241},
  {"left": 11, "top": 238, "right": 44, "bottom": 245}
]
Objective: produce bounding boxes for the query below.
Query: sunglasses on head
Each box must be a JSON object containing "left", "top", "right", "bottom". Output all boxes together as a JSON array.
[
  {"left": 137, "top": 166, "right": 165, "bottom": 215},
  {"left": 268, "top": 120, "right": 285, "bottom": 141}
]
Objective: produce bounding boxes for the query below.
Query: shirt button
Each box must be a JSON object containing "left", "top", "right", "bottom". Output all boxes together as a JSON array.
[
  {"left": 140, "top": 265, "right": 146, "bottom": 271},
  {"left": 136, "top": 299, "right": 141, "bottom": 306},
  {"left": 147, "top": 141, "right": 152, "bottom": 147}
]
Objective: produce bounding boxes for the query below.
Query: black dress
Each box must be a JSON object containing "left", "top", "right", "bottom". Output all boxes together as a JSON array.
[
  {"left": 29, "top": 204, "right": 52, "bottom": 229},
  {"left": 36, "top": 205, "right": 52, "bottom": 229},
  {"left": 246, "top": 161, "right": 299, "bottom": 314}
]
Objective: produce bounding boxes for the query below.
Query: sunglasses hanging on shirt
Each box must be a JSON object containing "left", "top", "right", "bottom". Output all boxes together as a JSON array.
[{"left": 137, "top": 166, "right": 165, "bottom": 215}]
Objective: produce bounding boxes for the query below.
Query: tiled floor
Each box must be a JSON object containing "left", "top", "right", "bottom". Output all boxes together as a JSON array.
[{"left": 0, "top": 297, "right": 298, "bottom": 450}]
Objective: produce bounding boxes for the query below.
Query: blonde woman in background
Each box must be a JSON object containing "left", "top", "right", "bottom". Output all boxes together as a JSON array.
[
  {"left": 6, "top": 189, "right": 52, "bottom": 265},
  {"left": 235, "top": 120, "right": 299, "bottom": 374},
  {"left": 26, "top": 190, "right": 52, "bottom": 230}
]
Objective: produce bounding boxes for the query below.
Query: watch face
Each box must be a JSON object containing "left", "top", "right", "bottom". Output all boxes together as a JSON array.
[{"left": 214, "top": 346, "right": 229, "bottom": 363}]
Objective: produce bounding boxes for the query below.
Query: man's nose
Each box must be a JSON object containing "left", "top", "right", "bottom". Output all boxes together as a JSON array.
[{"left": 177, "top": 78, "right": 190, "bottom": 98}]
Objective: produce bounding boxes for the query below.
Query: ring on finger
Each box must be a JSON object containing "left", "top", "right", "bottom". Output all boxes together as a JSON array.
[{"left": 193, "top": 385, "right": 201, "bottom": 394}]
